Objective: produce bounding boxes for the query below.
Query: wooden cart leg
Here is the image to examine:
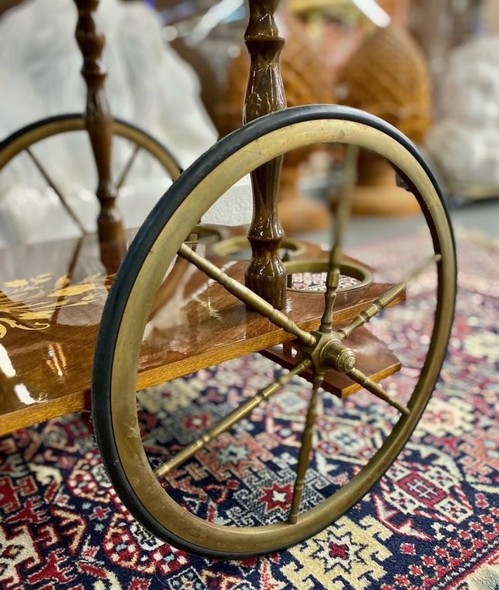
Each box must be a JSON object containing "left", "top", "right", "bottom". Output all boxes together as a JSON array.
[
  {"left": 74, "top": 0, "right": 126, "bottom": 256},
  {"left": 244, "top": 0, "right": 287, "bottom": 309}
]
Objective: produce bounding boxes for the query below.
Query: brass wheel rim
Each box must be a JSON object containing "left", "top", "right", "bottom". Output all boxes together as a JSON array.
[
  {"left": 0, "top": 114, "right": 182, "bottom": 181},
  {"left": 93, "top": 105, "right": 456, "bottom": 557}
]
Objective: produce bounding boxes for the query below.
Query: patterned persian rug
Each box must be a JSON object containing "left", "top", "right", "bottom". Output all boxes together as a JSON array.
[{"left": 0, "top": 228, "right": 498, "bottom": 590}]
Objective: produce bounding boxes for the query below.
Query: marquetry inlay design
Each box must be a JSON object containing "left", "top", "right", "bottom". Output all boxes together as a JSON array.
[{"left": 0, "top": 273, "right": 107, "bottom": 338}]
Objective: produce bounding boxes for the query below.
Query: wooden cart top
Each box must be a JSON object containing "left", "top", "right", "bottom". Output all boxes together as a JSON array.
[{"left": 0, "top": 229, "right": 399, "bottom": 435}]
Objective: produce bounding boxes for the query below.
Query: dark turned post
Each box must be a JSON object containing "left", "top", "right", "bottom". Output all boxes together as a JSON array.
[
  {"left": 74, "top": 0, "right": 126, "bottom": 248},
  {"left": 244, "top": 0, "right": 287, "bottom": 309}
]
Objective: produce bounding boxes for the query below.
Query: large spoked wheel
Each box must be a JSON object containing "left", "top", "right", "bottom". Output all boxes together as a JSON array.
[
  {"left": 0, "top": 114, "right": 181, "bottom": 234},
  {"left": 92, "top": 105, "right": 456, "bottom": 558}
]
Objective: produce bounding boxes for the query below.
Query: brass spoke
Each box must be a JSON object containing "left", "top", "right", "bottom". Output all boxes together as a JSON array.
[
  {"left": 347, "top": 366, "right": 410, "bottom": 415},
  {"left": 26, "top": 148, "right": 87, "bottom": 234},
  {"left": 338, "top": 254, "right": 441, "bottom": 340},
  {"left": 288, "top": 380, "right": 323, "bottom": 524},
  {"left": 116, "top": 144, "right": 141, "bottom": 190},
  {"left": 319, "top": 146, "right": 358, "bottom": 333},
  {"left": 179, "top": 243, "right": 316, "bottom": 346},
  {"left": 155, "top": 358, "right": 312, "bottom": 478}
]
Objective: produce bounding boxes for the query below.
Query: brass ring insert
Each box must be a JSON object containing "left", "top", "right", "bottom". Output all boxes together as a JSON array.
[
  {"left": 211, "top": 235, "right": 307, "bottom": 260},
  {"left": 186, "top": 225, "right": 225, "bottom": 245}
]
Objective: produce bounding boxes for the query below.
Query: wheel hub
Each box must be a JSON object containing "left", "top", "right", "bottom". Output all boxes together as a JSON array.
[{"left": 304, "top": 330, "right": 356, "bottom": 375}]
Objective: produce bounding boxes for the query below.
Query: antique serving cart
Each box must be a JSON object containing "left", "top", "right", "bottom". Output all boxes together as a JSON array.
[{"left": 0, "top": 0, "right": 456, "bottom": 558}]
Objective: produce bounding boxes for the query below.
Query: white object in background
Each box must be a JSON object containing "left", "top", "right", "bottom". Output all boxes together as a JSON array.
[
  {"left": 425, "top": 36, "right": 499, "bottom": 187},
  {"left": 202, "top": 176, "right": 253, "bottom": 227},
  {"left": 0, "top": 0, "right": 220, "bottom": 246}
]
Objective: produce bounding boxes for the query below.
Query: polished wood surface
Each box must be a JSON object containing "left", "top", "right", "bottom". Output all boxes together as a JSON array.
[
  {"left": 0, "top": 228, "right": 400, "bottom": 435},
  {"left": 0, "top": 234, "right": 117, "bottom": 434}
]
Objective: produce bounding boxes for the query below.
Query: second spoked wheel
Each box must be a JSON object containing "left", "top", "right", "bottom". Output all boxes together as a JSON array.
[
  {"left": 92, "top": 105, "right": 456, "bottom": 558},
  {"left": 0, "top": 114, "right": 181, "bottom": 238}
]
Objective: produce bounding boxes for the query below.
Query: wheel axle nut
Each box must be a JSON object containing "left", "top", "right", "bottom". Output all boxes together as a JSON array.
[{"left": 322, "top": 341, "right": 356, "bottom": 373}]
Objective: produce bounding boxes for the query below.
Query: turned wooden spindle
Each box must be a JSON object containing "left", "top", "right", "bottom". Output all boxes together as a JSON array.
[
  {"left": 74, "top": 0, "right": 125, "bottom": 246},
  {"left": 244, "top": 0, "right": 287, "bottom": 309}
]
